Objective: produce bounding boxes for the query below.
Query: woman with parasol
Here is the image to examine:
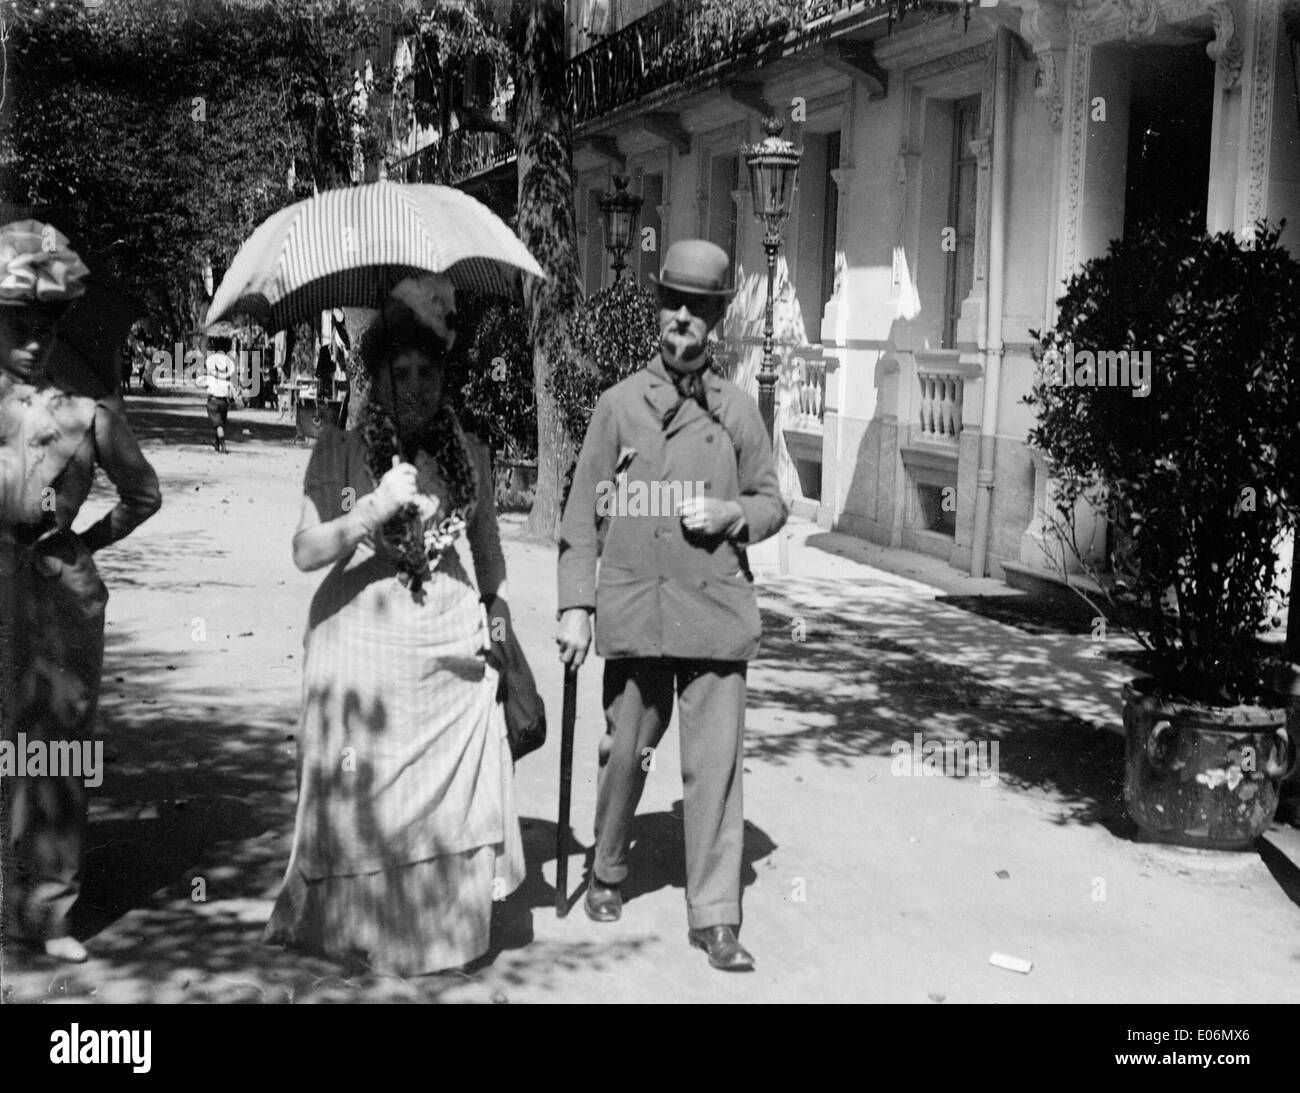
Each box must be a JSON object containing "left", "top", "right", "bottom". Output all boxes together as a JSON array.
[
  {"left": 208, "top": 182, "right": 546, "bottom": 973},
  {"left": 263, "top": 275, "right": 525, "bottom": 973}
]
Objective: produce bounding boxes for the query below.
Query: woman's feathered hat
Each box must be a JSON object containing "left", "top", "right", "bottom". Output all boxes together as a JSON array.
[
  {"left": 0, "top": 220, "right": 90, "bottom": 307},
  {"left": 361, "top": 272, "right": 459, "bottom": 377},
  {"left": 384, "top": 273, "right": 457, "bottom": 345}
]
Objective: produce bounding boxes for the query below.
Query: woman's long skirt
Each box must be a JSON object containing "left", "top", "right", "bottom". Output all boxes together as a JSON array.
[
  {"left": 264, "top": 550, "right": 524, "bottom": 975},
  {"left": 0, "top": 531, "right": 107, "bottom": 941}
]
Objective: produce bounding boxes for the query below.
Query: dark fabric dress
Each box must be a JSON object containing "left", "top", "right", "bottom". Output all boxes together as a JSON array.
[{"left": 0, "top": 383, "right": 160, "bottom": 941}]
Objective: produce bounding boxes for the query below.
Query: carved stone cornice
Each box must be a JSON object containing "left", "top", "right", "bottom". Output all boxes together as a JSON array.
[
  {"left": 1116, "top": 0, "right": 1162, "bottom": 37},
  {"left": 1245, "top": 0, "right": 1281, "bottom": 226},
  {"left": 1059, "top": 0, "right": 1249, "bottom": 278},
  {"left": 905, "top": 40, "right": 996, "bottom": 85},
  {"left": 1015, "top": 0, "right": 1069, "bottom": 129},
  {"left": 1069, "top": 0, "right": 1160, "bottom": 37},
  {"left": 1070, "top": 0, "right": 1221, "bottom": 37},
  {"left": 1207, "top": 1, "right": 1245, "bottom": 90},
  {"left": 802, "top": 89, "right": 850, "bottom": 120}
]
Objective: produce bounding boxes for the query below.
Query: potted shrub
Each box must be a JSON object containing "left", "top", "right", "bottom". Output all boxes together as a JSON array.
[{"left": 1027, "top": 218, "right": 1300, "bottom": 849}]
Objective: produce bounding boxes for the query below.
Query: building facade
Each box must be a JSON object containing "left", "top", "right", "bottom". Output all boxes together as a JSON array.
[{"left": 401, "top": 0, "right": 1300, "bottom": 590}]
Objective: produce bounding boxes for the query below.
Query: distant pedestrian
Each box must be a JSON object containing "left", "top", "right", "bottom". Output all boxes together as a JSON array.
[
  {"left": 0, "top": 221, "right": 162, "bottom": 962},
  {"left": 556, "top": 240, "right": 787, "bottom": 971},
  {"left": 204, "top": 343, "right": 237, "bottom": 453}
]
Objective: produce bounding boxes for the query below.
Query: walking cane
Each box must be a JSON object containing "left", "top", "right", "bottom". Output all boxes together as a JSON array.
[{"left": 556, "top": 663, "right": 578, "bottom": 917}]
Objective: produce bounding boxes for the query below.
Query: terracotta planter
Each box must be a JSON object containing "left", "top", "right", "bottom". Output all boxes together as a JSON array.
[{"left": 1123, "top": 679, "right": 1296, "bottom": 850}]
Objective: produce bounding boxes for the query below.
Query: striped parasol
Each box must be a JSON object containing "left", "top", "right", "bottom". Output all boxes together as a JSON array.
[{"left": 206, "top": 182, "right": 544, "bottom": 332}]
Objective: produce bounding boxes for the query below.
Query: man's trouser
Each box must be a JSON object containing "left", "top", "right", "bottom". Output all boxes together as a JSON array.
[{"left": 593, "top": 657, "right": 746, "bottom": 930}]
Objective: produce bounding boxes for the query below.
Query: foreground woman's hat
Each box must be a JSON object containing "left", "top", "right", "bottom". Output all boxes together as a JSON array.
[
  {"left": 651, "top": 239, "right": 735, "bottom": 298},
  {"left": 384, "top": 272, "right": 458, "bottom": 347},
  {"left": 0, "top": 220, "right": 90, "bottom": 306}
]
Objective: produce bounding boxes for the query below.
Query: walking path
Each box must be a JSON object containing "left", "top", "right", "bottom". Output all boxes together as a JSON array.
[{"left": 2, "top": 393, "right": 1297, "bottom": 1003}]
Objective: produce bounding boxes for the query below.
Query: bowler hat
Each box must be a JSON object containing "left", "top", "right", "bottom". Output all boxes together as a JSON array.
[{"left": 651, "top": 239, "right": 735, "bottom": 297}]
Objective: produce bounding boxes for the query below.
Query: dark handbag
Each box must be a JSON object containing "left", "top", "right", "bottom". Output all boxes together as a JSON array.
[{"left": 482, "top": 595, "right": 547, "bottom": 761}]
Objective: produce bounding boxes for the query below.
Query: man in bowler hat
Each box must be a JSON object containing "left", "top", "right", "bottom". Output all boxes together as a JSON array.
[{"left": 556, "top": 239, "right": 787, "bottom": 970}]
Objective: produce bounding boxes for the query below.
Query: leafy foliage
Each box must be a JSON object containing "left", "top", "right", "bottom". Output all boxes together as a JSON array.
[
  {"left": 549, "top": 277, "right": 660, "bottom": 453},
  {"left": 1026, "top": 217, "right": 1300, "bottom": 705},
  {"left": 1, "top": 0, "right": 387, "bottom": 338},
  {"left": 660, "top": 0, "right": 800, "bottom": 69},
  {"left": 446, "top": 292, "right": 536, "bottom": 461},
  {"left": 398, "top": 1, "right": 514, "bottom": 137}
]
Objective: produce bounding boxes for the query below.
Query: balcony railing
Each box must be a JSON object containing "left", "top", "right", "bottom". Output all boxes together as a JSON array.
[
  {"left": 389, "top": 126, "right": 515, "bottom": 187},
  {"left": 389, "top": 0, "right": 956, "bottom": 187},
  {"left": 566, "top": 1, "right": 790, "bottom": 128},
  {"left": 790, "top": 348, "right": 828, "bottom": 431},
  {"left": 917, "top": 368, "right": 963, "bottom": 442},
  {"left": 566, "top": 0, "right": 952, "bottom": 129}
]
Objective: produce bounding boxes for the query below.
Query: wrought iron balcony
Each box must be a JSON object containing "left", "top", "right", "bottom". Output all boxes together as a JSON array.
[
  {"left": 390, "top": 0, "right": 959, "bottom": 187},
  {"left": 566, "top": 0, "right": 954, "bottom": 129},
  {"left": 389, "top": 125, "right": 515, "bottom": 187}
]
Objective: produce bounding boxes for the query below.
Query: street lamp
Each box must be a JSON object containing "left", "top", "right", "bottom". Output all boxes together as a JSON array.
[
  {"left": 598, "top": 174, "right": 644, "bottom": 282},
  {"left": 744, "top": 117, "right": 802, "bottom": 442}
]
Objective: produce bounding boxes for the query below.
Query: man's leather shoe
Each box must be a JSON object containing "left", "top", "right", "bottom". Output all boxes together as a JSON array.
[
  {"left": 584, "top": 876, "right": 622, "bottom": 922},
  {"left": 688, "top": 925, "right": 754, "bottom": 971}
]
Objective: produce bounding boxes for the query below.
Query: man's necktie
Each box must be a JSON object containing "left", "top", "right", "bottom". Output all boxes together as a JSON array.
[{"left": 667, "top": 365, "right": 707, "bottom": 409}]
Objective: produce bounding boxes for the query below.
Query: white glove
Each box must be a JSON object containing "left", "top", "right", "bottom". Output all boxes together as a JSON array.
[{"left": 359, "top": 456, "right": 419, "bottom": 529}]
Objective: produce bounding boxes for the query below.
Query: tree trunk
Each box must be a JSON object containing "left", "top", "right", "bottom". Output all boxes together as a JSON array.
[{"left": 514, "top": 0, "right": 580, "bottom": 542}]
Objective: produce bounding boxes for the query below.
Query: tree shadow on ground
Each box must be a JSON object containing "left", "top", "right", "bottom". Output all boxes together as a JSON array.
[
  {"left": 935, "top": 593, "right": 1099, "bottom": 637},
  {"left": 79, "top": 528, "right": 236, "bottom": 594},
  {"left": 749, "top": 588, "right": 1127, "bottom": 831},
  {"left": 609, "top": 801, "right": 776, "bottom": 910},
  {"left": 0, "top": 621, "right": 656, "bottom": 1002},
  {"left": 122, "top": 394, "right": 299, "bottom": 451}
]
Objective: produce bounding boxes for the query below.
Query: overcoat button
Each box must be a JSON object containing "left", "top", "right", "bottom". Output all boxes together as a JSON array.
[{"left": 706, "top": 435, "right": 714, "bottom": 443}]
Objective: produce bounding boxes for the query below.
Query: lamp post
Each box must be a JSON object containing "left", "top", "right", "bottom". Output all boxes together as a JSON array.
[
  {"left": 598, "top": 174, "right": 644, "bottom": 282},
  {"left": 744, "top": 117, "right": 802, "bottom": 443}
]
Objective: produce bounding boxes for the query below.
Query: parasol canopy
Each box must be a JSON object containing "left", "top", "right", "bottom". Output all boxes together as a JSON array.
[{"left": 206, "top": 182, "right": 544, "bottom": 332}]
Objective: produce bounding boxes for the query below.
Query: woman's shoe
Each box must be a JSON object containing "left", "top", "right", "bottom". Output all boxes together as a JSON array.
[{"left": 43, "top": 937, "right": 88, "bottom": 963}]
